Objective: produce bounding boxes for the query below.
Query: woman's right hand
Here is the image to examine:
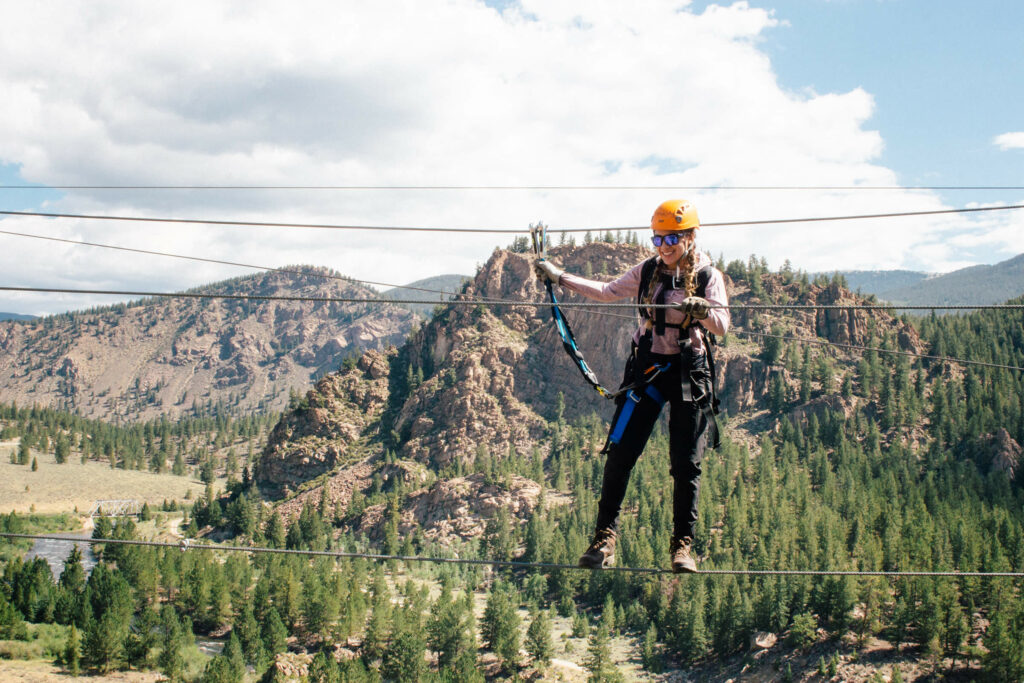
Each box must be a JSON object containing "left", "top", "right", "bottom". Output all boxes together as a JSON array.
[{"left": 534, "top": 259, "right": 564, "bottom": 284}]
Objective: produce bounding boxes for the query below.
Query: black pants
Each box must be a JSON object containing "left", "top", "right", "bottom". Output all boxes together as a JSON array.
[{"left": 595, "top": 350, "right": 714, "bottom": 542}]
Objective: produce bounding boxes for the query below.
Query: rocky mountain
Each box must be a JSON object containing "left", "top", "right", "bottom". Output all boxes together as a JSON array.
[
  {"left": 256, "top": 243, "right": 929, "bottom": 536},
  {"left": 0, "top": 267, "right": 420, "bottom": 422}
]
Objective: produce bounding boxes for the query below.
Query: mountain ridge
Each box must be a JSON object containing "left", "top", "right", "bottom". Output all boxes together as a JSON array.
[
  {"left": 0, "top": 266, "right": 419, "bottom": 422},
  {"left": 820, "top": 251, "right": 1024, "bottom": 306}
]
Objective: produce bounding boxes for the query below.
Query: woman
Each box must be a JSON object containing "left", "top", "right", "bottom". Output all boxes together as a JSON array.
[{"left": 534, "top": 199, "right": 729, "bottom": 573}]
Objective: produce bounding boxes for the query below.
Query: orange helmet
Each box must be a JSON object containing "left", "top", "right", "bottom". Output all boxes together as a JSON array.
[{"left": 651, "top": 199, "right": 699, "bottom": 231}]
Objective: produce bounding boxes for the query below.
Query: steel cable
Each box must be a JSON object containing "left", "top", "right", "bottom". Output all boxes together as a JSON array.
[
  {"left": 731, "top": 330, "right": 1024, "bottom": 373},
  {"left": 2, "top": 533, "right": 1021, "bottom": 578},
  {"left": 4, "top": 184, "right": 1024, "bottom": 191},
  {"left": 2, "top": 202, "right": 1023, "bottom": 233},
  {"left": 2, "top": 284, "right": 1022, "bottom": 311},
  {"left": 0, "top": 228, "right": 490, "bottom": 303}
]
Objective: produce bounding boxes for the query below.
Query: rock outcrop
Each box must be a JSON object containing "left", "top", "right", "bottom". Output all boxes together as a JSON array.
[
  {"left": 962, "top": 428, "right": 1022, "bottom": 481},
  {"left": 257, "top": 349, "right": 393, "bottom": 498},
  {"left": 356, "top": 472, "right": 570, "bottom": 545}
]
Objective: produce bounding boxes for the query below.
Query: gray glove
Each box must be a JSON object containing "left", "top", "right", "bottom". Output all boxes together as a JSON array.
[
  {"left": 533, "top": 259, "right": 564, "bottom": 284},
  {"left": 676, "top": 296, "right": 710, "bottom": 320}
]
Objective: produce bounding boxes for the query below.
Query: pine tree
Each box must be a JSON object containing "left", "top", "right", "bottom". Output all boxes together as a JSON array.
[
  {"left": 158, "top": 605, "right": 188, "bottom": 682},
  {"left": 815, "top": 355, "right": 834, "bottom": 394},
  {"left": 125, "top": 606, "right": 160, "bottom": 670},
  {"left": 525, "top": 608, "right": 553, "bottom": 670},
  {"left": 799, "top": 347, "right": 814, "bottom": 402},
  {"left": 308, "top": 648, "right": 341, "bottom": 683},
  {"left": 261, "top": 607, "right": 288, "bottom": 659},
  {"left": 59, "top": 545, "right": 87, "bottom": 594},
  {"left": 206, "top": 564, "right": 232, "bottom": 630},
  {"left": 55, "top": 434, "right": 70, "bottom": 463},
  {"left": 381, "top": 611, "right": 427, "bottom": 681},
  {"left": 768, "top": 372, "right": 787, "bottom": 415},
  {"left": 585, "top": 622, "right": 623, "bottom": 682},
  {"left": 983, "top": 598, "right": 1024, "bottom": 682},
  {"left": 362, "top": 582, "right": 392, "bottom": 665},
  {"left": 641, "top": 623, "right": 663, "bottom": 674},
  {"left": 481, "top": 580, "right": 520, "bottom": 674},
  {"left": 205, "top": 632, "right": 245, "bottom": 683},
  {"left": 762, "top": 325, "right": 784, "bottom": 364},
  {"left": 302, "top": 564, "right": 341, "bottom": 641},
  {"left": 63, "top": 623, "right": 82, "bottom": 675},
  {"left": 234, "top": 603, "right": 266, "bottom": 668},
  {"left": 172, "top": 448, "right": 185, "bottom": 476},
  {"left": 788, "top": 611, "right": 818, "bottom": 649},
  {"left": 670, "top": 580, "right": 709, "bottom": 664},
  {"left": 200, "top": 634, "right": 246, "bottom": 683},
  {"left": 265, "top": 512, "right": 286, "bottom": 549},
  {"left": 180, "top": 557, "right": 212, "bottom": 626},
  {"left": 82, "top": 566, "right": 133, "bottom": 672},
  {"left": 428, "top": 584, "right": 474, "bottom": 670}
]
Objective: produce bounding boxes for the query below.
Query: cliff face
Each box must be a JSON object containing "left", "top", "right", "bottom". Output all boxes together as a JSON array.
[
  {"left": 256, "top": 244, "right": 928, "bottom": 542},
  {"left": 256, "top": 349, "right": 394, "bottom": 498},
  {"left": 0, "top": 268, "right": 418, "bottom": 422}
]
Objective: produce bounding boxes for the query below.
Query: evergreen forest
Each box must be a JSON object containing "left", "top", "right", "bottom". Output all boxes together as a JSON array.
[{"left": 2, "top": 286, "right": 1024, "bottom": 680}]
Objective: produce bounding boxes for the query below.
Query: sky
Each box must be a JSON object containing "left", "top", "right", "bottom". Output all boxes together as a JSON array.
[{"left": 0, "top": 0, "right": 1022, "bottom": 316}]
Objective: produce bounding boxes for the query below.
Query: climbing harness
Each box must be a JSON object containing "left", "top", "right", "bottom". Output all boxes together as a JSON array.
[
  {"left": 530, "top": 222, "right": 615, "bottom": 399},
  {"left": 530, "top": 225, "right": 719, "bottom": 409},
  {"left": 634, "top": 255, "right": 722, "bottom": 448}
]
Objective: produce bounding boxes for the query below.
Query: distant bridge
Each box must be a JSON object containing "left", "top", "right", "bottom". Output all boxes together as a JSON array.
[{"left": 89, "top": 499, "right": 143, "bottom": 518}]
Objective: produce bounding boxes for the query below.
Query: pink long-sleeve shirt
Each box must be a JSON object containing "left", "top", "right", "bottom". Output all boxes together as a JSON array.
[{"left": 558, "top": 252, "right": 730, "bottom": 356}]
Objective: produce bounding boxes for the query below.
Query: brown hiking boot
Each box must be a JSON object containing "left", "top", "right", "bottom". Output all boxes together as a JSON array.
[
  {"left": 578, "top": 528, "right": 617, "bottom": 569},
  {"left": 671, "top": 537, "right": 697, "bottom": 573}
]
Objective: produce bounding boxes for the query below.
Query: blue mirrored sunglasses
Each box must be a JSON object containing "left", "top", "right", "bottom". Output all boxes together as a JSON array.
[{"left": 651, "top": 233, "right": 685, "bottom": 247}]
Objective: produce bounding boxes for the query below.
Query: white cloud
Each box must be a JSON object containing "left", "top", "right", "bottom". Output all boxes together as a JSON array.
[
  {"left": 994, "top": 132, "right": 1024, "bottom": 150},
  {"left": 0, "top": 0, "right": 1020, "bottom": 314}
]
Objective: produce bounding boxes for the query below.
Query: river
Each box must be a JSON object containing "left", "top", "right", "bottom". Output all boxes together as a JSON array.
[{"left": 26, "top": 533, "right": 98, "bottom": 581}]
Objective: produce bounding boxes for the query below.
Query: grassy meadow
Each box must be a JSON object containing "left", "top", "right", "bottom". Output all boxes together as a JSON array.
[{"left": 1, "top": 441, "right": 208, "bottom": 515}]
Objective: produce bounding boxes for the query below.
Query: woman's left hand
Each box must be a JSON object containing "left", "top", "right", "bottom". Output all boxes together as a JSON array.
[{"left": 676, "top": 296, "right": 710, "bottom": 320}]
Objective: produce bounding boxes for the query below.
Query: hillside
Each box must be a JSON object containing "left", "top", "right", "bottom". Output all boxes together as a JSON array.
[
  {"left": 378, "top": 273, "right": 472, "bottom": 317},
  {"left": 828, "top": 269, "right": 930, "bottom": 295},
  {"left": 0, "top": 267, "right": 420, "bottom": 422},
  {"left": 880, "top": 252, "right": 1024, "bottom": 307},
  {"left": 827, "top": 252, "right": 1024, "bottom": 307}
]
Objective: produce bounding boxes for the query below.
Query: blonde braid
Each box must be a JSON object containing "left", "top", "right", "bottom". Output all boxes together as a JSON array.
[
  {"left": 641, "top": 257, "right": 661, "bottom": 322},
  {"left": 643, "top": 243, "right": 699, "bottom": 325},
  {"left": 684, "top": 247, "right": 698, "bottom": 296}
]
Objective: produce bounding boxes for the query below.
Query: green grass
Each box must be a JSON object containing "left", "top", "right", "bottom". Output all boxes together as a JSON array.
[
  {"left": 182, "top": 641, "right": 215, "bottom": 680},
  {"left": 0, "top": 623, "right": 69, "bottom": 661}
]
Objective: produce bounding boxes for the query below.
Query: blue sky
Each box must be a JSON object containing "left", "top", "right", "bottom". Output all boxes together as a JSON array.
[
  {"left": 739, "top": 0, "right": 1024, "bottom": 205},
  {"left": 1, "top": 0, "right": 1022, "bottom": 315},
  {"left": 0, "top": 162, "right": 62, "bottom": 210}
]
